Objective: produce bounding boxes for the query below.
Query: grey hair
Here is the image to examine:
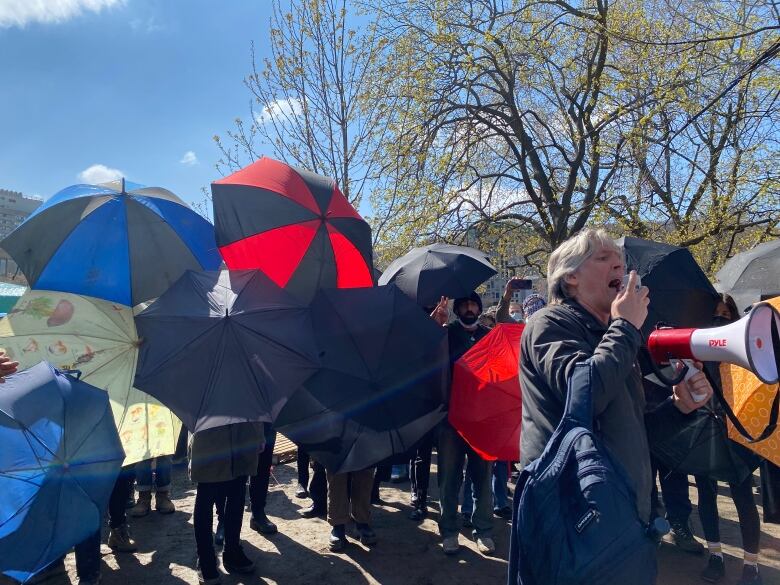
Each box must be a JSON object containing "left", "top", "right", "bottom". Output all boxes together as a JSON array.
[{"left": 547, "top": 228, "right": 622, "bottom": 304}]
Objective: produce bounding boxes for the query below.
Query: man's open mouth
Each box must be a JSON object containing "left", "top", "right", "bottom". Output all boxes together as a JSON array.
[{"left": 608, "top": 278, "right": 622, "bottom": 289}]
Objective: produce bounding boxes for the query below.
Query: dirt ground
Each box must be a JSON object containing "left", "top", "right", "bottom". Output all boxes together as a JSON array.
[{"left": 46, "top": 458, "right": 780, "bottom": 585}]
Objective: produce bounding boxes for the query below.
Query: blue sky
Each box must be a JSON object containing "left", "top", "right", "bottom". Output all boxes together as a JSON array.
[{"left": 0, "top": 0, "right": 274, "bottom": 211}]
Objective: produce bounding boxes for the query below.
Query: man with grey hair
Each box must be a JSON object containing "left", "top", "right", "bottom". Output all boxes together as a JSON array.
[{"left": 519, "top": 228, "right": 713, "bottom": 526}]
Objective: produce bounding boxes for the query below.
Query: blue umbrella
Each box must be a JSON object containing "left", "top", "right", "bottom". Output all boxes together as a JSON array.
[
  {"left": 1, "top": 179, "right": 222, "bottom": 306},
  {"left": 0, "top": 362, "right": 124, "bottom": 583}
]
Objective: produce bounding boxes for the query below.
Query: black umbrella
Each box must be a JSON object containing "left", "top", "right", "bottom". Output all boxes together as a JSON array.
[
  {"left": 378, "top": 244, "right": 497, "bottom": 308},
  {"left": 275, "top": 285, "right": 449, "bottom": 473},
  {"left": 617, "top": 237, "right": 719, "bottom": 338},
  {"left": 133, "top": 270, "right": 321, "bottom": 433},
  {"left": 716, "top": 239, "right": 780, "bottom": 312}
]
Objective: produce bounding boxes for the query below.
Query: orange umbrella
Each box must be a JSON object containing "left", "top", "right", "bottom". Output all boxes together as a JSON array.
[{"left": 720, "top": 296, "right": 780, "bottom": 466}]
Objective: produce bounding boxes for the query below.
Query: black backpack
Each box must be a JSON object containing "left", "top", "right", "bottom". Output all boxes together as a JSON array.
[{"left": 507, "top": 360, "right": 659, "bottom": 585}]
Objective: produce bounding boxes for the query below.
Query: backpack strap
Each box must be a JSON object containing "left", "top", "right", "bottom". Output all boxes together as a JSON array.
[{"left": 564, "top": 360, "right": 595, "bottom": 431}]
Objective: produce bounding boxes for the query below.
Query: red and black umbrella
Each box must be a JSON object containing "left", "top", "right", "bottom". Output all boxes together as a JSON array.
[{"left": 212, "top": 157, "right": 374, "bottom": 302}]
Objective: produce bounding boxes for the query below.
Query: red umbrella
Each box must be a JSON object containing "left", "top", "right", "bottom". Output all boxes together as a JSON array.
[
  {"left": 449, "top": 323, "right": 523, "bottom": 461},
  {"left": 211, "top": 157, "right": 373, "bottom": 302}
]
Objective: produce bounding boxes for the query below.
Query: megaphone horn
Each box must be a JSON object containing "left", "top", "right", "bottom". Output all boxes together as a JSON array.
[{"left": 647, "top": 302, "right": 780, "bottom": 385}]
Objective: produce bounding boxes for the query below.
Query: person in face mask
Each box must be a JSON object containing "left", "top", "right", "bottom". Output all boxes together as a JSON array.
[
  {"left": 695, "top": 293, "right": 764, "bottom": 585},
  {"left": 434, "top": 291, "right": 497, "bottom": 556}
]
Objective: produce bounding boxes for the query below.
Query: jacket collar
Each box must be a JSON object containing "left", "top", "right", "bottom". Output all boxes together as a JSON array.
[{"left": 560, "top": 298, "right": 609, "bottom": 334}]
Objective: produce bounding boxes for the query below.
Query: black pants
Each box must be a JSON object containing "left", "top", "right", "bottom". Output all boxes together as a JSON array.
[
  {"left": 108, "top": 468, "right": 135, "bottom": 528},
  {"left": 194, "top": 477, "right": 247, "bottom": 573},
  {"left": 248, "top": 426, "right": 275, "bottom": 516},
  {"left": 695, "top": 474, "right": 760, "bottom": 553},
  {"left": 650, "top": 457, "right": 692, "bottom": 524},
  {"left": 410, "top": 431, "right": 434, "bottom": 508},
  {"left": 297, "top": 448, "right": 310, "bottom": 487},
  {"left": 309, "top": 459, "right": 328, "bottom": 512}
]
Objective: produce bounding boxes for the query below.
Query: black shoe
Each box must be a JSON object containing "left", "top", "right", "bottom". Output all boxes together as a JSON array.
[
  {"left": 328, "top": 525, "right": 347, "bottom": 552},
  {"left": 461, "top": 512, "right": 473, "bottom": 528},
  {"left": 222, "top": 546, "right": 255, "bottom": 575},
  {"left": 196, "top": 560, "right": 221, "bottom": 585},
  {"left": 409, "top": 507, "right": 427, "bottom": 521},
  {"left": 213, "top": 521, "right": 225, "bottom": 550},
  {"left": 493, "top": 506, "right": 512, "bottom": 519},
  {"left": 356, "top": 523, "right": 377, "bottom": 546},
  {"left": 299, "top": 505, "right": 326, "bottom": 519},
  {"left": 295, "top": 484, "right": 309, "bottom": 499},
  {"left": 700, "top": 554, "right": 725, "bottom": 583},
  {"left": 250, "top": 513, "right": 278, "bottom": 535},
  {"left": 669, "top": 520, "right": 704, "bottom": 555},
  {"left": 736, "top": 565, "right": 762, "bottom": 585}
]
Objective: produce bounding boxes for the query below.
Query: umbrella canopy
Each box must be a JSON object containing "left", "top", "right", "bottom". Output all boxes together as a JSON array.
[
  {"left": 212, "top": 157, "right": 373, "bottom": 303},
  {"left": 378, "top": 244, "right": 497, "bottom": 308},
  {"left": 275, "top": 285, "right": 449, "bottom": 473},
  {"left": 720, "top": 295, "right": 780, "bottom": 466},
  {"left": 716, "top": 239, "right": 780, "bottom": 312},
  {"left": 617, "top": 236, "right": 719, "bottom": 337},
  {"left": 0, "top": 290, "right": 180, "bottom": 465},
  {"left": 449, "top": 323, "right": 523, "bottom": 461},
  {"left": 134, "top": 270, "right": 321, "bottom": 433},
  {"left": 0, "top": 180, "right": 222, "bottom": 306},
  {"left": 0, "top": 362, "right": 124, "bottom": 583}
]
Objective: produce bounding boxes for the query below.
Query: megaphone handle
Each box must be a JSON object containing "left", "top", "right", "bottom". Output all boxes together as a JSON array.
[{"left": 670, "top": 359, "right": 708, "bottom": 402}]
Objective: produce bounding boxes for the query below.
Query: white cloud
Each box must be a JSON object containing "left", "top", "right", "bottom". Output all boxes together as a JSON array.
[
  {"left": 130, "top": 15, "right": 163, "bottom": 34},
  {"left": 256, "top": 98, "right": 303, "bottom": 124},
  {"left": 0, "top": 0, "right": 124, "bottom": 28},
  {"left": 180, "top": 151, "right": 198, "bottom": 166},
  {"left": 78, "top": 163, "right": 124, "bottom": 184}
]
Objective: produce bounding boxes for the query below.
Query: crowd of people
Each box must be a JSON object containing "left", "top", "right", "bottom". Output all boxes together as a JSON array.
[{"left": 7, "top": 227, "right": 777, "bottom": 585}]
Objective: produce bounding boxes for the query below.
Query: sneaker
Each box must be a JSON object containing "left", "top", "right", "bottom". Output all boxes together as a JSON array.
[
  {"left": 408, "top": 507, "right": 427, "bottom": 521},
  {"left": 155, "top": 491, "right": 175, "bottom": 514},
  {"left": 107, "top": 524, "right": 138, "bottom": 552},
  {"left": 213, "top": 521, "right": 225, "bottom": 550},
  {"left": 250, "top": 513, "right": 278, "bottom": 535},
  {"left": 461, "top": 512, "right": 473, "bottom": 528},
  {"left": 476, "top": 536, "right": 496, "bottom": 555},
  {"left": 299, "top": 505, "right": 326, "bottom": 519},
  {"left": 222, "top": 546, "right": 255, "bottom": 575},
  {"left": 356, "top": 523, "right": 377, "bottom": 546},
  {"left": 442, "top": 535, "right": 460, "bottom": 555},
  {"left": 670, "top": 520, "right": 704, "bottom": 555},
  {"left": 295, "top": 484, "right": 309, "bottom": 499},
  {"left": 701, "top": 554, "right": 725, "bottom": 583},
  {"left": 328, "top": 525, "right": 347, "bottom": 552},
  {"left": 196, "top": 560, "right": 221, "bottom": 585},
  {"left": 493, "top": 506, "right": 512, "bottom": 519},
  {"left": 736, "top": 565, "right": 763, "bottom": 585},
  {"left": 78, "top": 574, "right": 102, "bottom": 585},
  {"left": 129, "top": 492, "right": 152, "bottom": 517}
]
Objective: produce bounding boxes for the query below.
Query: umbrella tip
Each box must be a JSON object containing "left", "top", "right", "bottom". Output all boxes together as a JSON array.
[{"left": 121, "top": 177, "right": 126, "bottom": 195}]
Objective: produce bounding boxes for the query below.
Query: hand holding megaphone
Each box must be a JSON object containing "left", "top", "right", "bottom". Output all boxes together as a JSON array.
[{"left": 669, "top": 360, "right": 714, "bottom": 413}]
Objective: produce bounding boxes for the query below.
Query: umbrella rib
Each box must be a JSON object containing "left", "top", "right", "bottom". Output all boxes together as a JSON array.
[
  {"left": 0, "top": 491, "right": 38, "bottom": 531},
  {"left": 137, "top": 319, "right": 223, "bottom": 378},
  {"left": 64, "top": 405, "right": 115, "bottom": 465},
  {"left": 191, "top": 322, "right": 230, "bottom": 428},
  {"left": 231, "top": 319, "right": 318, "bottom": 366},
  {"left": 225, "top": 321, "right": 272, "bottom": 416}
]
